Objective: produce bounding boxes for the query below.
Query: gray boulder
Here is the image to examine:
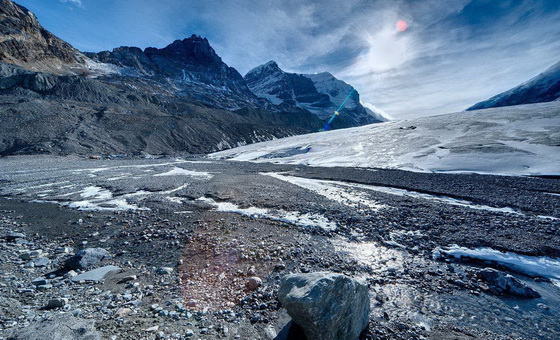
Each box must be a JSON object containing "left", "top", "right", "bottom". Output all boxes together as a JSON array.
[
  {"left": 7, "top": 314, "right": 101, "bottom": 340},
  {"left": 64, "top": 248, "right": 110, "bottom": 270},
  {"left": 278, "top": 272, "right": 370, "bottom": 340},
  {"left": 477, "top": 268, "right": 541, "bottom": 298}
]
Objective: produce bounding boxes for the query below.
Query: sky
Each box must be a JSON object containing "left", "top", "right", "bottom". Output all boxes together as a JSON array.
[{"left": 16, "top": 0, "right": 560, "bottom": 119}]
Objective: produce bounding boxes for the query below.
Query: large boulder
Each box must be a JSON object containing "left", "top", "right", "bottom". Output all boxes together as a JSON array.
[
  {"left": 64, "top": 248, "right": 110, "bottom": 270},
  {"left": 477, "top": 268, "right": 541, "bottom": 298},
  {"left": 278, "top": 272, "right": 370, "bottom": 340}
]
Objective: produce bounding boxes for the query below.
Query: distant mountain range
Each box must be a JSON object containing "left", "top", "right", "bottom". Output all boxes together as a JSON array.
[
  {"left": 468, "top": 61, "right": 560, "bottom": 110},
  {"left": 0, "top": 0, "right": 382, "bottom": 156}
]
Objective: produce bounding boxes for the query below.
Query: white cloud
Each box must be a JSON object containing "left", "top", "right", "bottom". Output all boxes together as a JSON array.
[{"left": 59, "top": 0, "right": 82, "bottom": 7}]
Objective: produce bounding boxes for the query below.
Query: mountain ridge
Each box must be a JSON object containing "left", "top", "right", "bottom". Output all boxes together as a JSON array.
[
  {"left": 468, "top": 61, "right": 560, "bottom": 110},
  {"left": 244, "top": 60, "right": 383, "bottom": 128}
]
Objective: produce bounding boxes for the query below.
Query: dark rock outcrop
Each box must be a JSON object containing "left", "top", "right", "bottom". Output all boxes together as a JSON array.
[
  {"left": 0, "top": 0, "right": 84, "bottom": 73},
  {"left": 278, "top": 272, "right": 370, "bottom": 340},
  {"left": 477, "top": 268, "right": 541, "bottom": 298}
]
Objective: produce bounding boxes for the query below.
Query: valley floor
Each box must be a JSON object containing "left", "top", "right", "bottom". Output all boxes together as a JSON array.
[{"left": 0, "top": 155, "right": 559, "bottom": 339}]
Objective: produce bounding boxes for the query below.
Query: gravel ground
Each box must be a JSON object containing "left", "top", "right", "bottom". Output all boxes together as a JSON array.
[{"left": 0, "top": 155, "right": 559, "bottom": 339}]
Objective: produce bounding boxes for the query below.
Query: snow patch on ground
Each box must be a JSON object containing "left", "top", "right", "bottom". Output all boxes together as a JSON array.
[
  {"left": 154, "top": 167, "right": 213, "bottom": 179},
  {"left": 264, "top": 173, "right": 528, "bottom": 216},
  {"left": 434, "top": 245, "right": 560, "bottom": 281},
  {"left": 64, "top": 186, "right": 145, "bottom": 211},
  {"left": 264, "top": 173, "right": 386, "bottom": 210},
  {"left": 196, "top": 197, "right": 336, "bottom": 230},
  {"left": 212, "top": 102, "right": 560, "bottom": 176}
]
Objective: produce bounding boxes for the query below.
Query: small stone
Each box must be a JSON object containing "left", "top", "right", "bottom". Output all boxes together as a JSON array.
[
  {"left": 33, "top": 257, "right": 50, "bottom": 267},
  {"left": 115, "top": 307, "right": 132, "bottom": 317},
  {"left": 537, "top": 303, "right": 550, "bottom": 310},
  {"left": 32, "top": 278, "right": 48, "bottom": 286},
  {"left": 185, "top": 329, "right": 194, "bottom": 337},
  {"left": 186, "top": 300, "right": 197, "bottom": 308},
  {"left": 156, "top": 267, "right": 174, "bottom": 275},
  {"left": 144, "top": 325, "right": 159, "bottom": 332},
  {"left": 55, "top": 246, "right": 73, "bottom": 254},
  {"left": 117, "top": 275, "right": 137, "bottom": 284},
  {"left": 5, "top": 232, "right": 26, "bottom": 242},
  {"left": 45, "top": 298, "right": 68, "bottom": 309},
  {"left": 64, "top": 270, "right": 78, "bottom": 279},
  {"left": 19, "top": 250, "right": 43, "bottom": 260},
  {"left": 246, "top": 277, "right": 262, "bottom": 291}
]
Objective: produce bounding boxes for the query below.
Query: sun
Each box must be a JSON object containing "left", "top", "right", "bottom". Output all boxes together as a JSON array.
[{"left": 396, "top": 20, "right": 408, "bottom": 32}]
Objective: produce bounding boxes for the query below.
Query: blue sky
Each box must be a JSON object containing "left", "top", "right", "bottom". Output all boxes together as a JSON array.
[{"left": 16, "top": 0, "right": 560, "bottom": 119}]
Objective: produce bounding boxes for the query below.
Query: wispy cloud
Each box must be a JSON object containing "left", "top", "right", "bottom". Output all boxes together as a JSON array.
[{"left": 59, "top": 0, "right": 82, "bottom": 7}]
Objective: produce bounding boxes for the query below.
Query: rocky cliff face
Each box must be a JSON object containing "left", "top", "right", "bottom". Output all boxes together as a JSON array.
[
  {"left": 0, "top": 0, "right": 84, "bottom": 74},
  {"left": 468, "top": 61, "right": 560, "bottom": 110},
  {"left": 85, "top": 35, "right": 260, "bottom": 110},
  {"left": 245, "top": 61, "right": 381, "bottom": 128}
]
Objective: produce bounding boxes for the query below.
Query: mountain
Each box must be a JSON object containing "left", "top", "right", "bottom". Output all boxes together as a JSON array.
[
  {"left": 0, "top": 1, "right": 326, "bottom": 156},
  {"left": 468, "top": 61, "right": 560, "bottom": 110},
  {"left": 244, "top": 61, "right": 383, "bottom": 128},
  {"left": 0, "top": 0, "right": 85, "bottom": 74},
  {"left": 0, "top": 0, "right": 381, "bottom": 157},
  {"left": 85, "top": 35, "right": 263, "bottom": 110}
]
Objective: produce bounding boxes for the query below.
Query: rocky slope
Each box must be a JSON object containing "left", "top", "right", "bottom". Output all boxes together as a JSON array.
[
  {"left": 245, "top": 61, "right": 382, "bottom": 128},
  {"left": 0, "top": 0, "right": 85, "bottom": 74},
  {"left": 468, "top": 61, "right": 560, "bottom": 110}
]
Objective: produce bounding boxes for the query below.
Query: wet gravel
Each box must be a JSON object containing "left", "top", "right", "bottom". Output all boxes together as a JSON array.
[{"left": 0, "top": 155, "right": 559, "bottom": 339}]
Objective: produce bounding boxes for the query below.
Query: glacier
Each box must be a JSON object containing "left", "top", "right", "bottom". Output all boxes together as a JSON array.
[{"left": 211, "top": 102, "right": 560, "bottom": 176}]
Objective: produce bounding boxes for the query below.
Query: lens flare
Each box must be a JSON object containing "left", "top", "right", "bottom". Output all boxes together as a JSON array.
[{"left": 396, "top": 20, "right": 408, "bottom": 32}]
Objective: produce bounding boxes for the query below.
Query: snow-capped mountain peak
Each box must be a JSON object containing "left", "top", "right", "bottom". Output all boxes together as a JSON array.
[{"left": 244, "top": 61, "right": 382, "bottom": 128}]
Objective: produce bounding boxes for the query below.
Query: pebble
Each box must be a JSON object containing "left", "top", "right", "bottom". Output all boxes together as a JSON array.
[
  {"left": 156, "top": 267, "right": 174, "bottom": 275},
  {"left": 246, "top": 277, "right": 262, "bottom": 291},
  {"left": 45, "top": 298, "right": 68, "bottom": 309},
  {"left": 19, "top": 250, "right": 43, "bottom": 260},
  {"left": 115, "top": 307, "right": 132, "bottom": 317},
  {"left": 33, "top": 257, "right": 50, "bottom": 267},
  {"left": 117, "top": 275, "right": 137, "bottom": 283},
  {"left": 144, "top": 325, "right": 160, "bottom": 332}
]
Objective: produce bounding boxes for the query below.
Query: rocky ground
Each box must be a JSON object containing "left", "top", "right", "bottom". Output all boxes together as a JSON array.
[{"left": 0, "top": 155, "right": 559, "bottom": 339}]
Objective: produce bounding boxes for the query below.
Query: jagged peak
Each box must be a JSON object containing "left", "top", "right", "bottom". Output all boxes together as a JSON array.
[{"left": 245, "top": 60, "right": 283, "bottom": 77}]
